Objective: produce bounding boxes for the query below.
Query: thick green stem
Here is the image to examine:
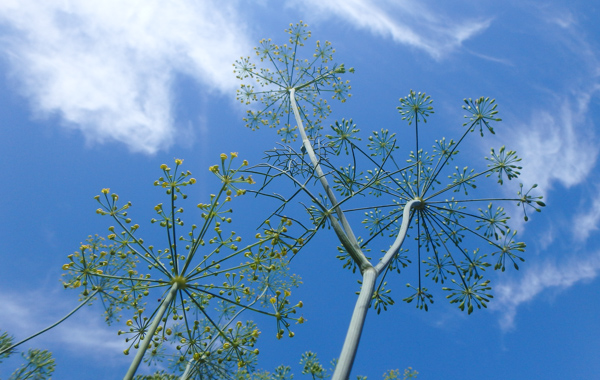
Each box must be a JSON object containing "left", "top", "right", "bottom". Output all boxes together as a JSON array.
[
  {"left": 331, "top": 267, "right": 377, "bottom": 380},
  {"left": 332, "top": 200, "right": 419, "bottom": 380},
  {"left": 123, "top": 283, "right": 179, "bottom": 380},
  {"left": 0, "top": 289, "right": 99, "bottom": 356}
]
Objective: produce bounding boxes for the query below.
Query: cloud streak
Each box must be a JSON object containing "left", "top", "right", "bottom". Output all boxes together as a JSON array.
[
  {"left": 292, "top": 0, "right": 491, "bottom": 59},
  {"left": 572, "top": 189, "right": 600, "bottom": 242},
  {"left": 0, "top": 289, "right": 127, "bottom": 360},
  {"left": 0, "top": 0, "right": 251, "bottom": 153},
  {"left": 492, "top": 251, "right": 600, "bottom": 331},
  {"left": 512, "top": 92, "right": 598, "bottom": 192}
]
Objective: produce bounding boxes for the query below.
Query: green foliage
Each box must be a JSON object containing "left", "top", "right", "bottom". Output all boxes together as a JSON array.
[
  {"left": 0, "top": 330, "right": 14, "bottom": 364},
  {"left": 462, "top": 97, "right": 501, "bottom": 136},
  {"left": 1, "top": 331, "right": 55, "bottom": 380},
  {"left": 234, "top": 21, "right": 352, "bottom": 142},
  {"left": 134, "top": 370, "right": 179, "bottom": 380},
  {"left": 8, "top": 349, "right": 55, "bottom": 380},
  {"left": 382, "top": 367, "right": 418, "bottom": 380},
  {"left": 235, "top": 351, "right": 416, "bottom": 380},
  {"left": 300, "top": 351, "right": 327, "bottom": 379},
  {"left": 235, "top": 21, "right": 545, "bottom": 321},
  {"left": 61, "top": 156, "right": 305, "bottom": 378},
  {"left": 397, "top": 90, "right": 434, "bottom": 125},
  {"left": 4, "top": 21, "right": 543, "bottom": 380}
]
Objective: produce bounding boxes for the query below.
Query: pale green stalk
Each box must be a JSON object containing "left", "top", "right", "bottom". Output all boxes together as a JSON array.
[
  {"left": 289, "top": 88, "right": 422, "bottom": 380},
  {"left": 123, "top": 282, "right": 179, "bottom": 380},
  {"left": 331, "top": 201, "right": 420, "bottom": 380},
  {"left": 289, "top": 88, "right": 369, "bottom": 272}
]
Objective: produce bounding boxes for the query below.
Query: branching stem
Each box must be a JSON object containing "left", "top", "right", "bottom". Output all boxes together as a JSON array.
[
  {"left": 123, "top": 282, "right": 179, "bottom": 380},
  {"left": 289, "top": 88, "right": 369, "bottom": 272},
  {"left": 332, "top": 200, "right": 421, "bottom": 380}
]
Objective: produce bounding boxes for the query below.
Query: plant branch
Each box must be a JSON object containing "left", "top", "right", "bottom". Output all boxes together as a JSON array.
[
  {"left": 331, "top": 267, "right": 377, "bottom": 380},
  {"left": 289, "top": 88, "right": 369, "bottom": 271},
  {"left": 123, "top": 282, "right": 179, "bottom": 380},
  {"left": 375, "top": 199, "right": 421, "bottom": 274}
]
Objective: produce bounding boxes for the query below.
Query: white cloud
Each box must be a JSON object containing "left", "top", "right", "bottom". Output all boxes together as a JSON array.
[
  {"left": 0, "top": 0, "right": 251, "bottom": 153},
  {"left": 512, "top": 92, "right": 598, "bottom": 192},
  {"left": 572, "top": 189, "right": 600, "bottom": 242},
  {"left": 291, "top": 0, "right": 491, "bottom": 59},
  {"left": 492, "top": 251, "right": 600, "bottom": 331},
  {"left": 0, "top": 289, "right": 127, "bottom": 361}
]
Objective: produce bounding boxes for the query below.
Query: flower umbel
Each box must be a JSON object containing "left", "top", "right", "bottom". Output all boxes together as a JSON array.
[
  {"left": 234, "top": 21, "right": 352, "bottom": 142},
  {"left": 68, "top": 157, "right": 303, "bottom": 379}
]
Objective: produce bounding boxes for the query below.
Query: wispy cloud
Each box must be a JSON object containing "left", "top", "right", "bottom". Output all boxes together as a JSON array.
[
  {"left": 572, "top": 188, "right": 600, "bottom": 242},
  {"left": 512, "top": 92, "right": 598, "bottom": 192},
  {"left": 0, "top": 289, "right": 127, "bottom": 361},
  {"left": 291, "top": 0, "right": 491, "bottom": 59},
  {"left": 492, "top": 251, "right": 600, "bottom": 331},
  {"left": 0, "top": 0, "right": 251, "bottom": 153}
]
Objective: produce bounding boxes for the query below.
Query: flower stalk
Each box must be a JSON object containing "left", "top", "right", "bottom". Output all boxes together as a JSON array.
[
  {"left": 123, "top": 282, "right": 178, "bottom": 380},
  {"left": 236, "top": 22, "right": 544, "bottom": 379}
]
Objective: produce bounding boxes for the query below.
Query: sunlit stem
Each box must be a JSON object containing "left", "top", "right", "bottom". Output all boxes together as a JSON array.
[
  {"left": 333, "top": 200, "right": 420, "bottom": 380},
  {"left": 415, "top": 118, "right": 421, "bottom": 196},
  {"left": 0, "top": 289, "right": 99, "bottom": 356},
  {"left": 331, "top": 267, "right": 377, "bottom": 380},
  {"left": 289, "top": 88, "right": 369, "bottom": 271},
  {"left": 123, "top": 282, "right": 179, "bottom": 380},
  {"left": 375, "top": 199, "right": 421, "bottom": 273}
]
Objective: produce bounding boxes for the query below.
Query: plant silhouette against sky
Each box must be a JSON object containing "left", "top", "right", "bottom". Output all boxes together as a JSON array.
[
  {"left": 2, "top": 156, "right": 306, "bottom": 380},
  {"left": 234, "top": 21, "right": 545, "bottom": 380},
  {"left": 0, "top": 21, "right": 546, "bottom": 380}
]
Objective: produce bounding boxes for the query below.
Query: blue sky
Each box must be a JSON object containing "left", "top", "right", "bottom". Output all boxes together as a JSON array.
[{"left": 1, "top": 0, "right": 599, "bottom": 379}]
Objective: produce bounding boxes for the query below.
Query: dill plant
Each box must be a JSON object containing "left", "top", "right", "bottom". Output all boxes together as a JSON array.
[
  {"left": 234, "top": 21, "right": 544, "bottom": 380},
  {"left": 2, "top": 156, "right": 305, "bottom": 380}
]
